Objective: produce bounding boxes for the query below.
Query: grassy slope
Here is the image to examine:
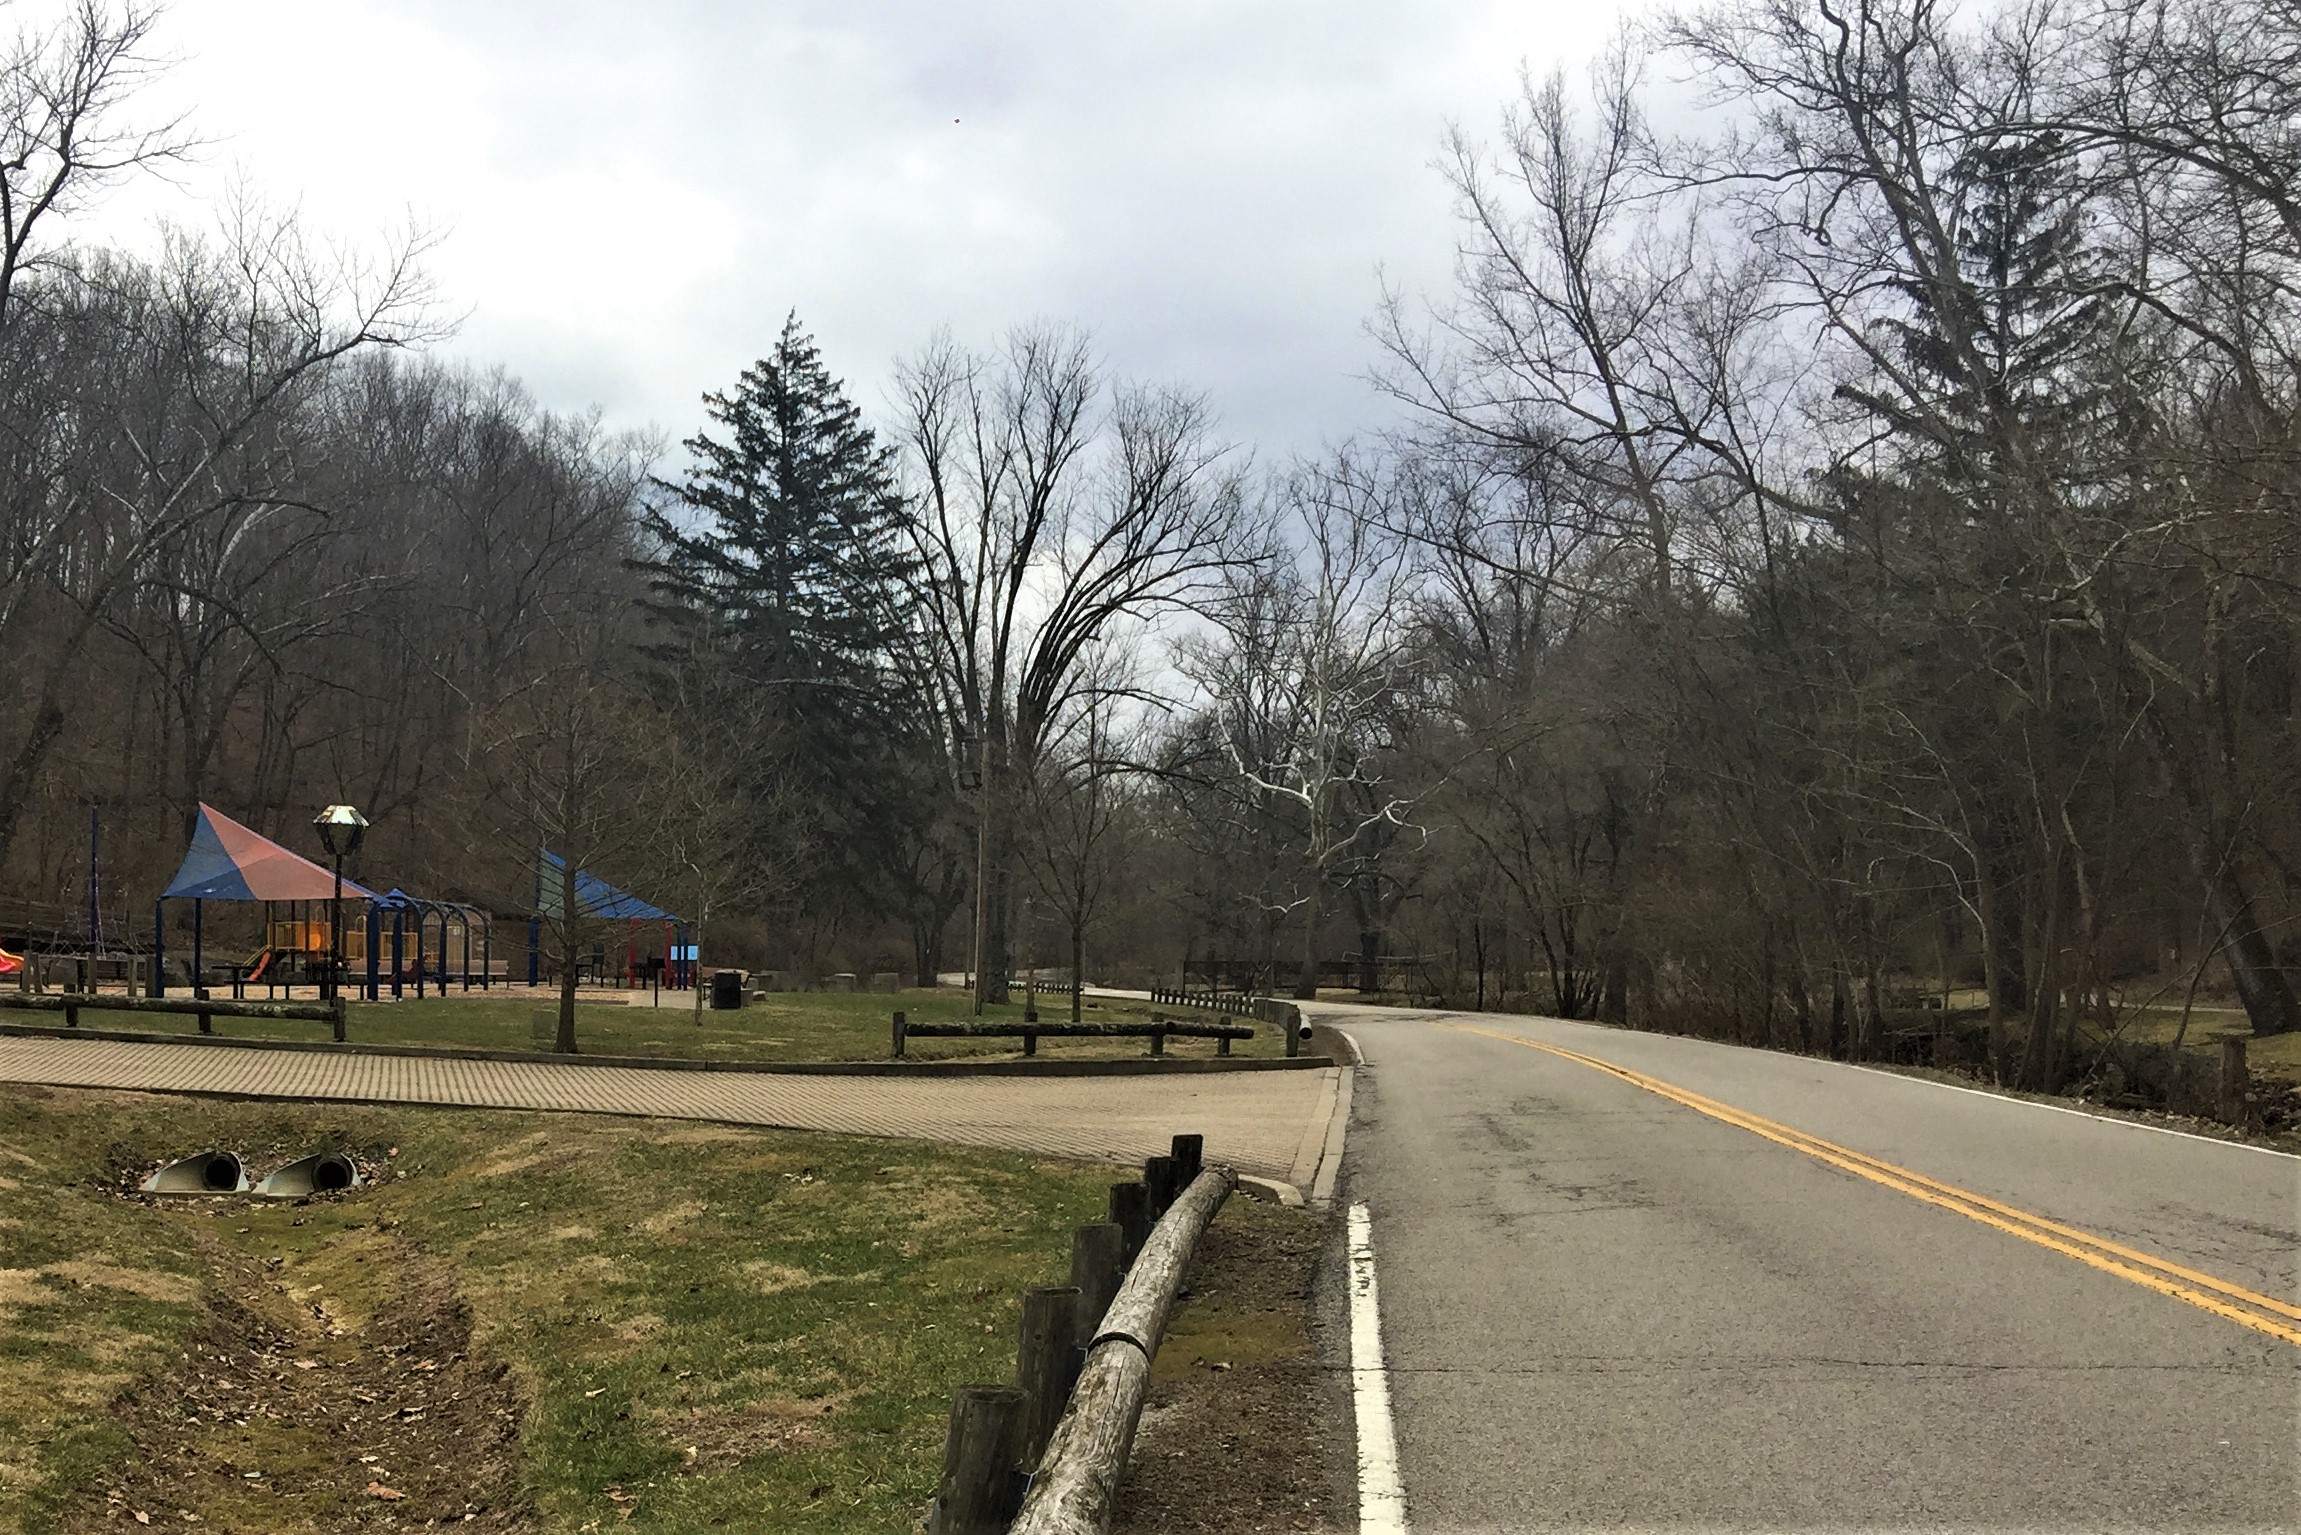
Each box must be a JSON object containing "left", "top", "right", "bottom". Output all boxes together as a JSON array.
[
  {"left": 0, "top": 1083, "right": 1113, "bottom": 1533},
  {"left": 41, "top": 987, "right": 1285, "bottom": 1064}
]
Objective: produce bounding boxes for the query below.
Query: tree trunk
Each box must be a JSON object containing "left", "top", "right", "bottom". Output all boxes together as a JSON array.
[
  {"left": 2205, "top": 860, "right": 2301, "bottom": 1037},
  {"left": 1599, "top": 955, "right": 1628, "bottom": 1026},
  {"left": 1357, "top": 927, "right": 1381, "bottom": 994},
  {"left": 1070, "top": 921, "right": 1084, "bottom": 1022},
  {"left": 556, "top": 932, "right": 580, "bottom": 1054},
  {"left": 1294, "top": 880, "right": 1323, "bottom": 1001},
  {"left": 1976, "top": 875, "right": 2007, "bottom": 1082}
]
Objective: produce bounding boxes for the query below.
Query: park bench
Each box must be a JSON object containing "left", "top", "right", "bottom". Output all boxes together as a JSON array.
[
  {"left": 0, "top": 990, "right": 346, "bottom": 1040},
  {"left": 890, "top": 1012, "right": 1254, "bottom": 1059}
]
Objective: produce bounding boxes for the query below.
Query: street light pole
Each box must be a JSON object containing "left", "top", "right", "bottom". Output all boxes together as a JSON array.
[
  {"left": 329, "top": 852, "right": 344, "bottom": 1001},
  {"left": 312, "top": 805, "right": 368, "bottom": 1025}
]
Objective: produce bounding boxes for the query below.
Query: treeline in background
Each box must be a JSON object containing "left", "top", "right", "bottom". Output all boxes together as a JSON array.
[{"left": 8, "top": 0, "right": 2301, "bottom": 1096}]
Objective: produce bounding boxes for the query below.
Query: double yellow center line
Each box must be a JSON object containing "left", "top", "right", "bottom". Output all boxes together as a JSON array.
[{"left": 1440, "top": 1022, "right": 2301, "bottom": 1350}]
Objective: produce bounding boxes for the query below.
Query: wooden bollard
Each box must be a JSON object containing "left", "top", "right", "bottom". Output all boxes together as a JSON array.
[
  {"left": 1014, "top": 1286, "right": 1082, "bottom": 1468},
  {"left": 1069, "top": 1223, "right": 1125, "bottom": 1346},
  {"left": 2219, "top": 1035, "right": 2249, "bottom": 1125},
  {"left": 331, "top": 998, "right": 347, "bottom": 1043},
  {"left": 1170, "top": 1133, "right": 1204, "bottom": 1188},
  {"left": 1109, "top": 1181, "right": 1151, "bottom": 1264},
  {"left": 1217, "top": 1014, "right": 1231, "bottom": 1055},
  {"left": 927, "top": 1384, "right": 1028, "bottom": 1535},
  {"left": 1144, "top": 1154, "right": 1179, "bottom": 1218},
  {"left": 892, "top": 1010, "right": 907, "bottom": 1060},
  {"left": 1022, "top": 1029, "right": 1038, "bottom": 1058},
  {"left": 1148, "top": 1016, "right": 1166, "bottom": 1057}
]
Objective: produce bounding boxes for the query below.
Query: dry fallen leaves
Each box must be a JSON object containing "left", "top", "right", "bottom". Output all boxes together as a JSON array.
[{"left": 132, "top": 1514, "right": 149, "bottom": 1527}]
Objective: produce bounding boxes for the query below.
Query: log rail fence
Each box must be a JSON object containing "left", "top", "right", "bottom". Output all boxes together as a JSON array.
[
  {"left": 0, "top": 989, "right": 347, "bottom": 1041},
  {"left": 927, "top": 1131, "right": 1227, "bottom": 1535},
  {"left": 891, "top": 1012, "right": 1256, "bottom": 1059}
]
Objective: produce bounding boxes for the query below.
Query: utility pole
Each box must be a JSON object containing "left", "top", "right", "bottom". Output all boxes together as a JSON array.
[
  {"left": 86, "top": 807, "right": 99, "bottom": 960},
  {"left": 968, "top": 726, "right": 992, "bottom": 1015},
  {"left": 1023, "top": 894, "right": 1037, "bottom": 1023}
]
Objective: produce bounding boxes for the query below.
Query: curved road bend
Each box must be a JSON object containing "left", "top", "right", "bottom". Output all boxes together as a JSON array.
[{"left": 1318, "top": 1004, "right": 2301, "bottom": 1532}]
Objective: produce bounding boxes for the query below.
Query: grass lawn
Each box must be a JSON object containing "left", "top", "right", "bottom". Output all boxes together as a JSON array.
[
  {"left": 0, "top": 1082, "right": 1115, "bottom": 1533},
  {"left": 40, "top": 986, "right": 1287, "bottom": 1065}
]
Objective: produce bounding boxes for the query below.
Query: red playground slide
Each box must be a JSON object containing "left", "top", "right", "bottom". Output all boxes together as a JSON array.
[{"left": 245, "top": 948, "right": 278, "bottom": 983}]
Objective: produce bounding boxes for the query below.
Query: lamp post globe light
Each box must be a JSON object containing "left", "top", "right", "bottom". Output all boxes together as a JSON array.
[{"left": 313, "top": 805, "right": 367, "bottom": 1002}]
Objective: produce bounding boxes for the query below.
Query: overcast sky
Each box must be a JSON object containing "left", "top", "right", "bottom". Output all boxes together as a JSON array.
[{"left": 74, "top": 1, "right": 1641, "bottom": 462}]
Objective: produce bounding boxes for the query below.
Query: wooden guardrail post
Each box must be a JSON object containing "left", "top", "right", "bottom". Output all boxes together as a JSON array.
[
  {"left": 1068, "top": 1223, "right": 1125, "bottom": 1348},
  {"left": 1170, "top": 1134, "right": 1203, "bottom": 1187},
  {"left": 331, "top": 997, "right": 347, "bottom": 1043},
  {"left": 2219, "top": 1035, "right": 2249, "bottom": 1125},
  {"left": 1016, "top": 1285, "right": 1082, "bottom": 1468},
  {"left": 1012, "top": 1165, "right": 1235, "bottom": 1535},
  {"left": 1023, "top": 1027, "right": 1038, "bottom": 1057},
  {"left": 892, "top": 1010, "right": 907, "bottom": 1059},
  {"left": 1143, "top": 1155, "right": 1179, "bottom": 1219},
  {"left": 928, "top": 1384, "right": 1028, "bottom": 1535},
  {"left": 1108, "top": 1182, "right": 1150, "bottom": 1264}
]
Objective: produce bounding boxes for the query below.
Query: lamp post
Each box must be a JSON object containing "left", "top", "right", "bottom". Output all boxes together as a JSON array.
[{"left": 312, "top": 805, "right": 368, "bottom": 1005}]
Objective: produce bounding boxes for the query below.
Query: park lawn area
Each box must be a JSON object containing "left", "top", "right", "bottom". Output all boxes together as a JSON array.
[
  {"left": 0, "top": 1082, "right": 1112, "bottom": 1534},
  {"left": 50, "top": 986, "right": 1287, "bottom": 1064}
]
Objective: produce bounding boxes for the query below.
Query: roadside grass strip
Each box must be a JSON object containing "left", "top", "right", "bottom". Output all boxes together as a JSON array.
[
  {"left": 1440, "top": 1023, "right": 2301, "bottom": 1351},
  {"left": 0, "top": 1085, "right": 1111, "bottom": 1533}
]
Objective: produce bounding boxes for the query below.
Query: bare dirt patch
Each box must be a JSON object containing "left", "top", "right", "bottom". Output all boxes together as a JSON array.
[
  {"left": 57, "top": 1238, "right": 533, "bottom": 1532},
  {"left": 1114, "top": 1198, "right": 1348, "bottom": 1535}
]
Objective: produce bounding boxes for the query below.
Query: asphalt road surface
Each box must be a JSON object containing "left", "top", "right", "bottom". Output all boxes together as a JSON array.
[{"left": 1322, "top": 1004, "right": 2301, "bottom": 1532}]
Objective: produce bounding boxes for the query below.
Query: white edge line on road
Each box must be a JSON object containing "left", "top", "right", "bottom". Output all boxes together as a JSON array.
[
  {"left": 1347, "top": 1202, "right": 1408, "bottom": 1535},
  {"left": 1842, "top": 1059, "right": 2301, "bottom": 1161}
]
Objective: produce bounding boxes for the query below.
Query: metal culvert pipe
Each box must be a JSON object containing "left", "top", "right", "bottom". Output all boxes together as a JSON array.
[
  {"left": 140, "top": 1149, "right": 248, "bottom": 1195},
  {"left": 255, "top": 1152, "right": 360, "bottom": 1198}
]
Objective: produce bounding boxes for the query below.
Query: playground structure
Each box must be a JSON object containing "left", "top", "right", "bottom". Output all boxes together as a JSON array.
[{"left": 130, "top": 804, "right": 695, "bottom": 1002}]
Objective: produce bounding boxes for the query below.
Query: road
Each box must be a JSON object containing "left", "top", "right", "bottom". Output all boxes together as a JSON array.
[{"left": 1320, "top": 1004, "right": 2301, "bottom": 1532}]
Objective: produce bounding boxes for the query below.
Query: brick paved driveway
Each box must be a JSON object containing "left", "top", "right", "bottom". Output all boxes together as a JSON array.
[{"left": 0, "top": 1036, "right": 1339, "bottom": 1184}]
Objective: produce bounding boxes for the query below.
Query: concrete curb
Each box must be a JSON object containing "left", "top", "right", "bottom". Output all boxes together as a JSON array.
[
  {"left": 0, "top": 1022, "right": 1335, "bottom": 1079},
  {"left": 1310, "top": 1066, "right": 1354, "bottom": 1209}
]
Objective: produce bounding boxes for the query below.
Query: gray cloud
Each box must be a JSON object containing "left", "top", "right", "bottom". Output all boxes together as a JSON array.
[{"left": 67, "top": 0, "right": 1636, "bottom": 459}]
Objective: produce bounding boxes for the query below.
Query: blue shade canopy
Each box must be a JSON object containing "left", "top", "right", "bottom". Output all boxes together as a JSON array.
[
  {"left": 535, "top": 849, "right": 678, "bottom": 922},
  {"left": 162, "top": 803, "right": 377, "bottom": 902}
]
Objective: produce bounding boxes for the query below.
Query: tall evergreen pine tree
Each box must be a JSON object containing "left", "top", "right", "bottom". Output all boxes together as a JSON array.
[{"left": 645, "top": 314, "right": 917, "bottom": 915}]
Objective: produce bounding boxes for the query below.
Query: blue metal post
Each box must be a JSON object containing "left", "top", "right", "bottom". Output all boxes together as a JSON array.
[
  {"left": 152, "top": 899, "right": 165, "bottom": 997},
  {"left": 366, "top": 903, "right": 380, "bottom": 1000},
  {"left": 391, "top": 909, "right": 404, "bottom": 999}
]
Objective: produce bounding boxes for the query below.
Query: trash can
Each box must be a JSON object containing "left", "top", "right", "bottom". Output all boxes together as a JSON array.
[{"left": 711, "top": 969, "right": 744, "bottom": 1010}]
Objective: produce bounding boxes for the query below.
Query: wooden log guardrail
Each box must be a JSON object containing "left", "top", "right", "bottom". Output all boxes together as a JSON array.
[
  {"left": 1010, "top": 1159, "right": 1234, "bottom": 1535},
  {"left": 890, "top": 1012, "right": 1254, "bottom": 1059},
  {"left": 1146, "top": 988, "right": 1312, "bottom": 1057},
  {"left": 927, "top": 1132, "right": 1228, "bottom": 1535},
  {"left": 0, "top": 990, "right": 347, "bottom": 1041}
]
